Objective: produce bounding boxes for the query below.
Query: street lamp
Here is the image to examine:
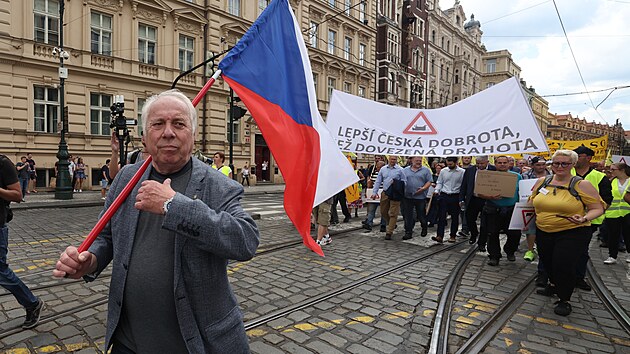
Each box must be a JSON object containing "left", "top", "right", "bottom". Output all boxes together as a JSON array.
[{"left": 54, "top": 0, "right": 72, "bottom": 199}]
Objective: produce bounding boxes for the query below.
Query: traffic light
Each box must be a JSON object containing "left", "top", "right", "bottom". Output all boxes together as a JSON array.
[{"left": 230, "top": 106, "right": 248, "bottom": 120}]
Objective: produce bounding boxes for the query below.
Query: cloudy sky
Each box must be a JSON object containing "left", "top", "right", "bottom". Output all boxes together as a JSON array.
[{"left": 439, "top": 0, "right": 630, "bottom": 129}]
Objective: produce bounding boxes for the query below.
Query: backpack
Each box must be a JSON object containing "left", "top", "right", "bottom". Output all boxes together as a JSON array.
[{"left": 535, "top": 175, "right": 582, "bottom": 201}]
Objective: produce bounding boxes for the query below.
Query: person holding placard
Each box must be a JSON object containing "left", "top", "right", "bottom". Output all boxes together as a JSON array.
[{"left": 478, "top": 156, "right": 521, "bottom": 266}]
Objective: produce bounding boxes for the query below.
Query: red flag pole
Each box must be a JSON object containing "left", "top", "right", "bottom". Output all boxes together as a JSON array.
[{"left": 77, "top": 69, "right": 223, "bottom": 253}]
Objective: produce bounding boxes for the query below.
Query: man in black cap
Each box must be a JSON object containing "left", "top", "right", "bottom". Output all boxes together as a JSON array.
[{"left": 571, "top": 146, "right": 612, "bottom": 290}]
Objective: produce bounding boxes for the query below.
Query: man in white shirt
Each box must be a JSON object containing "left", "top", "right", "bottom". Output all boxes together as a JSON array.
[{"left": 432, "top": 156, "right": 465, "bottom": 243}]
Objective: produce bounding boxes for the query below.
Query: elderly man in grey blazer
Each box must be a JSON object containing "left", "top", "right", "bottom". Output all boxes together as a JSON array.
[{"left": 54, "top": 90, "right": 260, "bottom": 353}]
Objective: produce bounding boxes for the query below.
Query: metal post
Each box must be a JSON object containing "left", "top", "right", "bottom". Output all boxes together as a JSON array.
[
  {"left": 228, "top": 88, "right": 235, "bottom": 179},
  {"left": 54, "top": 0, "right": 72, "bottom": 199}
]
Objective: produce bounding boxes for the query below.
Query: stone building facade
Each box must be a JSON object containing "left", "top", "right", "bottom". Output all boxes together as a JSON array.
[
  {"left": 547, "top": 113, "right": 626, "bottom": 154},
  {"left": 0, "top": 0, "right": 376, "bottom": 189}
]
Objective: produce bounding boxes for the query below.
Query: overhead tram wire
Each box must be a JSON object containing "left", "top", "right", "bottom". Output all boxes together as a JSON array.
[
  {"left": 483, "top": 0, "right": 552, "bottom": 25},
  {"left": 540, "top": 85, "right": 630, "bottom": 98},
  {"left": 552, "top": 0, "right": 608, "bottom": 123}
]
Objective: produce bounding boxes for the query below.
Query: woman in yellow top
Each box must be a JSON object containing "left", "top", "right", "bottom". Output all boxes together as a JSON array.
[
  {"left": 603, "top": 162, "right": 630, "bottom": 264},
  {"left": 530, "top": 150, "right": 604, "bottom": 316}
]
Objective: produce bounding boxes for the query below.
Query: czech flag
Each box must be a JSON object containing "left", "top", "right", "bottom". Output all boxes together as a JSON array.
[{"left": 218, "top": 0, "right": 358, "bottom": 255}]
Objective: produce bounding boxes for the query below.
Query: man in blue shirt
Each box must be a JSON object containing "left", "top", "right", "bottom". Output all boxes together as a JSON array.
[
  {"left": 402, "top": 156, "right": 432, "bottom": 239},
  {"left": 479, "top": 155, "right": 522, "bottom": 266},
  {"left": 371, "top": 155, "right": 407, "bottom": 240}
]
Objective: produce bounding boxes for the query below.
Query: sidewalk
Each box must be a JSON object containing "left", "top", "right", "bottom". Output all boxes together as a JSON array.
[{"left": 12, "top": 183, "right": 285, "bottom": 210}]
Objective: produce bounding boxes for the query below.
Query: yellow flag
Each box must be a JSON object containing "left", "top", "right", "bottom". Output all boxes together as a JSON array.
[{"left": 605, "top": 149, "right": 613, "bottom": 166}]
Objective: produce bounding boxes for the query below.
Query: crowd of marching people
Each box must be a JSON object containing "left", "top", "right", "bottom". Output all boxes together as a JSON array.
[{"left": 313, "top": 147, "right": 630, "bottom": 317}]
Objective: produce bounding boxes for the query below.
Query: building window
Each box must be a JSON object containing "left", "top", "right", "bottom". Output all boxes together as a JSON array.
[
  {"left": 33, "top": 86, "right": 58, "bottom": 133},
  {"left": 137, "top": 98, "right": 145, "bottom": 135},
  {"left": 309, "top": 22, "right": 318, "bottom": 48},
  {"left": 359, "top": 43, "right": 366, "bottom": 65},
  {"left": 430, "top": 59, "right": 435, "bottom": 75},
  {"left": 486, "top": 82, "right": 495, "bottom": 89},
  {"left": 179, "top": 34, "right": 194, "bottom": 71},
  {"left": 312, "top": 73, "right": 318, "bottom": 96},
  {"left": 327, "top": 30, "right": 336, "bottom": 54},
  {"left": 343, "top": 82, "right": 352, "bottom": 93},
  {"left": 344, "top": 37, "right": 352, "bottom": 61},
  {"left": 329, "top": 0, "right": 335, "bottom": 8},
  {"left": 327, "top": 77, "right": 336, "bottom": 101},
  {"left": 388, "top": 73, "right": 395, "bottom": 93},
  {"left": 358, "top": 86, "right": 365, "bottom": 98},
  {"left": 228, "top": 117, "right": 240, "bottom": 143},
  {"left": 90, "top": 93, "right": 112, "bottom": 136},
  {"left": 431, "top": 30, "right": 435, "bottom": 42},
  {"left": 138, "top": 24, "right": 156, "bottom": 64},
  {"left": 486, "top": 58, "right": 496, "bottom": 73},
  {"left": 258, "top": 0, "right": 270, "bottom": 14},
  {"left": 91, "top": 12, "right": 112, "bottom": 55},
  {"left": 359, "top": 1, "right": 366, "bottom": 22},
  {"left": 344, "top": 0, "right": 351, "bottom": 15},
  {"left": 34, "top": 0, "right": 59, "bottom": 45},
  {"left": 228, "top": 0, "right": 240, "bottom": 16}
]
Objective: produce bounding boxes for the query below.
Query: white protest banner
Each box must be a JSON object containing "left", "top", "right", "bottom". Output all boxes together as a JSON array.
[
  {"left": 508, "top": 202, "right": 536, "bottom": 231},
  {"left": 326, "top": 77, "right": 548, "bottom": 157},
  {"left": 612, "top": 155, "right": 630, "bottom": 164},
  {"left": 518, "top": 179, "right": 539, "bottom": 203}
]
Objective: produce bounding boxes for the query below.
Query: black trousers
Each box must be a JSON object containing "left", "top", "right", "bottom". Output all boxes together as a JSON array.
[
  {"left": 606, "top": 215, "right": 630, "bottom": 259},
  {"left": 437, "top": 194, "right": 460, "bottom": 238},
  {"left": 402, "top": 198, "right": 427, "bottom": 234},
  {"left": 536, "top": 226, "right": 591, "bottom": 302},
  {"left": 466, "top": 197, "right": 487, "bottom": 245},
  {"left": 330, "top": 190, "right": 351, "bottom": 223},
  {"left": 485, "top": 205, "right": 520, "bottom": 259}
]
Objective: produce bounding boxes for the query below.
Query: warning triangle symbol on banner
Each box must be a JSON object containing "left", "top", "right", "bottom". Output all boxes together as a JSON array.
[
  {"left": 403, "top": 112, "right": 438, "bottom": 135},
  {"left": 522, "top": 210, "right": 535, "bottom": 227},
  {"left": 620, "top": 157, "right": 627, "bottom": 164}
]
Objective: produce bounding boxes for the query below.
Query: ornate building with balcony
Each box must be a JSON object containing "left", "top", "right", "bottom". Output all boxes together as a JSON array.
[
  {"left": 424, "top": 0, "right": 483, "bottom": 108},
  {"left": 0, "top": 0, "right": 376, "bottom": 189},
  {"left": 547, "top": 113, "right": 626, "bottom": 154}
]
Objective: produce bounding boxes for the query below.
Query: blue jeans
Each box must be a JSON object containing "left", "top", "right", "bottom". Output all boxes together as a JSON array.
[
  {"left": 365, "top": 202, "right": 385, "bottom": 227},
  {"left": 18, "top": 178, "right": 28, "bottom": 198},
  {"left": 0, "top": 226, "right": 37, "bottom": 308}
]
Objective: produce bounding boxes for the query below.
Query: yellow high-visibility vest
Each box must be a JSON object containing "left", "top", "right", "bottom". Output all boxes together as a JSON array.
[{"left": 605, "top": 179, "right": 630, "bottom": 219}]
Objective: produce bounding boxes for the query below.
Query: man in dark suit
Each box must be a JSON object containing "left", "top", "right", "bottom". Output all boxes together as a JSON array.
[
  {"left": 459, "top": 155, "right": 495, "bottom": 251},
  {"left": 54, "top": 90, "right": 260, "bottom": 353}
]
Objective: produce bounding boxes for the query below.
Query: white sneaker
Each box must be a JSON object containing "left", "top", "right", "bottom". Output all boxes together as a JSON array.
[
  {"left": 79, "top": 189, "right": 82, "bottom": 192},
  {"left": 322, "top": 234, "right": 332, "bottom": 245},
  {"left": 626, "top": 257, "right": 630, "bottom": 263},
  {"left": 73, "top": 189, "right": 77, "bottom": 192},
  {"left": 604, "top": 257, "right": 617, "bottom": 264}
]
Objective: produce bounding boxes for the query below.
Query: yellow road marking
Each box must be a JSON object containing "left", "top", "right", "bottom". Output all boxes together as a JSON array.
[
  {"left": 468, "top": 299, "right": 497, "bottom": 309},
  {"left": 392, "top": 281, "right": 420, "bottom": 290},
  {"left": 36, "top": 345, "right": 63, "bottom": 353},
  {"left": 455, "top": 323, "right": 469, "bottom": 329},
  {"left": 426, "top": 289, "right": 440, "bottom": 295},
  {"left": 423, "top": 309, "right": 435, "bottom": 317},
  {"left": 612, "top": 337, "right": 630, "bottom": 346},
  {"left": 504, "top": 338, "right": 513, "bottom": 347},
  {"left": 3, "top": 349, "right": 30, "bottom": 354},
  {"left": 455, "top": 316, "right": 474, "bottom": 325},
  {"left": 65, "top": 343, "right": 92, "bottom": 351},
  {"left": 501, "top": 327, "right": 514, "bottom": 334},
  {"left": 247, "top": 310, "right": 410, "bottom": 338},
  {"left": 468, "top": 311, "right": 481, "bottom": 318},
  {"left": 562, "top": 324, "right": 603, "bottom": 337},
  {"left": 517, "top": 349, "right": 533, "bottom": 354},
  {"left": 246, "top": 329, "right": 267, "bottom": 337},
  {"left": 294, "top": 323, "right": 317, "bottom": 331},
  {"left": 535, "top": 317, "right": 558, "bottom": 325}
]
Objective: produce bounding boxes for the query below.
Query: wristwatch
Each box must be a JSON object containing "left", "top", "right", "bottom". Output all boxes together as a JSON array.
[{"left": 163, "top": 196, "right": 174, "bottom": 214}]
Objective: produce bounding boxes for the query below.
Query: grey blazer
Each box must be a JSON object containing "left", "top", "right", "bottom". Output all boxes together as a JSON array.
[{"left": 86, "top": 157, "right": 259, "bottom": 353}]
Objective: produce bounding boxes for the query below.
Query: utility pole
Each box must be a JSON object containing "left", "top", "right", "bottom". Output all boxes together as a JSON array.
[{"left": 54, "top": 0, "right": 72, "bottom": 199}]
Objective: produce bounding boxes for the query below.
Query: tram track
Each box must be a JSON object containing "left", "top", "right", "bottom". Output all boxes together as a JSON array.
[
  {"left": 0, "top": 296, "right": 109, "bottom": 340},
  {"left": 587, "top": 261, "right": 630, "bottom": 335},
  {"left": 429, "top": 245, "right": 478, "bottom": 354},
  {"left": 243, "top": 240, "right": 468, "bottom": 331}
]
